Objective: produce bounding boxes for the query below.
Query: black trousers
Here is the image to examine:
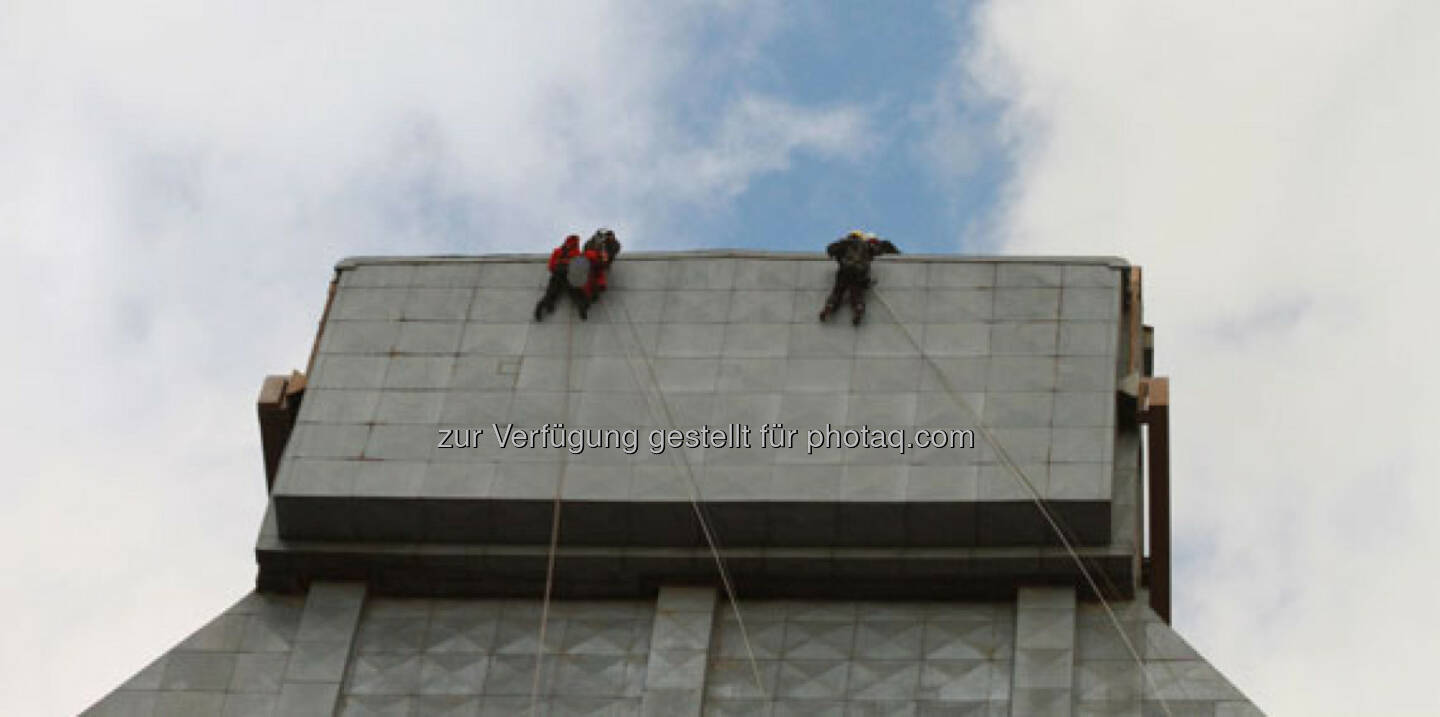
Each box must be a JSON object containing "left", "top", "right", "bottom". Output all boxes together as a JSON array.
[
  {"left": 538, "top": 271, "right": 589, "bottom": 314},
  {"left": 824, "top": 267, "right": 870, "bottom": 318}
]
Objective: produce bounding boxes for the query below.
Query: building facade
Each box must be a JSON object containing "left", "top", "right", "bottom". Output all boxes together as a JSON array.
[{"left": 85, "top": 252, "right": 1260, "bottom": 716}]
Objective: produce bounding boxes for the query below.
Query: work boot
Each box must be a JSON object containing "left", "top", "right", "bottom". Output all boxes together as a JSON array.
[{"left": 818, "top": 305, "right": 834, "bottom": 322}]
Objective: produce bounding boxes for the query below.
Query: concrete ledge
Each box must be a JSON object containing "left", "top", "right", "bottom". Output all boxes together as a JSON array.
[
  {"left": 256, "top": 540, "right": 1135, "bottom": 601},
  {"left": 271, "top": 495, "right": 1112, "bottom": 548}
]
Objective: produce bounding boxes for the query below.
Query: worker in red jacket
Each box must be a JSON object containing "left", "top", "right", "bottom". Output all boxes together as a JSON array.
[
  {"left": 582, "top": 228, "right": 621, "bottom": 300},
  {"left": 534, "top": 235, "right": 592, "bottom": 321}
]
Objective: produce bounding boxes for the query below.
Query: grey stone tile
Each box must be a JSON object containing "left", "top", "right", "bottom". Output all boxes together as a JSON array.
[
  {"left": 348, "top": 654, "right": 422, "bottom": 695},
  {"left": 668, "top": 259, "right": 736, "bottom": 290},
  {"left": 985, "top": 427, "right": 1051, "bottom": 463},
  {"left": 982, "top": 392, "right": 1053, "bottom": 428},
  {"left": 341, "top": 264, "right": 415, "bottom": 288},
  {"left": 405, "top": 288, "right": 474, "bottom": 321},
  {"left": 734, "top": 259, "right": 801, "bottom": 289},
  {"left": 288, "top": 424, "right": 370, "bottom": 460},
  {"left": 1048, "top": 463, "right": 1110, "bottom": 500},
  {"left": 850, "top": 358, "right": 922, "bottom": 393},
  {"left": 853, "top": 620, "right": 924, "bottom": 660},
  {"left": 222, "top": 692, "right": 278, "bottom": 717},
  {"left": 561, "top": 465, "right": 633, "bottom": 500},
  {"left": 1013, "top": 648, "right": 1074, "bottom": 690},
  {"left": 297, "top": 389, "right": 381, "bottom": 424},
  {"left": 779, "top": 393, "right": 850, "bottom": 427},
  {"left": 661, "top": 289, "right": 732, "bottom": 323},
  {"left": 905, "top": 466, "right": 976, "bottom": 501},
  {"left": 645, "top": 650, "right": 709, "bottom": 689},
  {"left": 413, "top": 263, "right": 483, "bottom": 288},
  {"left": 847, "top": 393, "right": 917, "bottom": 426},
  {"left": 997, "top": 263, "right": 1062, "bottom": 288},
  {"left": 917, "top": 661, "right": 995, "bottom": 702},
  {"left": 478, "top": 262, "right": 547, "bottom": 288},
  {"left": 783, "top": 621, "right": 855, "bottom": 660},
  {"left": 471, "top": 288, "right": 544, "bottom": 323},
  {"left": 412, "top": 695, "right": 481, "bottom": 716},
  {"left": 385, "top": 356, "right": 456, "bottom": 390},
  {"left": 241, "top": 602, "right": 305, "bottom": 652},
  {"left": 1051, "top": 429, "right": 1112, "bottom": 463},
  {"left": 231, "top": 653, "right": 290, "bottom": 693},
  {"left": 922, "top": 621, "right": 1009, "bottom": 662},
  {"left": 452, "top": 356, "right": 521, "bottom": 390},
  {"left": 365, "top": 424, "right": 437, "bottom": 462},
  {"left": 977, "top": 464, "right": 1047, "bottom": 501},
  {"left": 460, "top": 322, "right": 530, "bottom": 355},
  {"left": 655, "top": 358, "right": 720, "bottom": 392},
  {"left": 716, "top": 358, "right": 787, "bottom": 393},
  {"left": 286, "top": 641, "right": 351, "bottom": 683},
  {"left": 874, "top": 261, "right": 927, "bottom": 288},
  {"left": 1074, "top": 661, "right": 1140, "bottom": 703},
  {"left": 608, "top": 290, "right": 666, "bottom": 323},
  {"left": 730, "top": 291, "right": 796, "bottom": 323},
  {"left": 376, "top": 391, "right": 447, "bottom": 424},
  {"left": 993, "top": 289, "right": 1059, "bottom": 320},
  {"left": 1058, "top": 322, "right": 1116, "bottom": 356},
  {"left": 331, "top": 288, "right": 407, "bottom": 321},
  {"left": 798, "top": 261, "right": 839, "bottom": 290},
  {"left": 1052, "top": 393, "right": 1112, "bottom": 428},
  {"left": 990, "top": 322, "right": 1058, "bottom": 356},
  {"left": 857, "top": 324, "right": 920, "bottom": 357},
  {"left": 724, "top": 324, "right": 792, "bottom": 358},
  {"left": 397, "top": 322, "right": 465, "bottom": 354},
  {"left": 847, "top": 660, "right": 922, "bottom": 700},
  {"left": 1015, "top": 610, "right": 1075, "bottom": 651},
  {"left": 786, "top": 358, "right": 854, "bottom": 392},
  {"left": 923, "top": 324, "right": 991, "bottom": 357},
  {"left": 1061, "top": 288, "right": 1119, "bottom": 321},
  {"left": 356, "top": 616, "right": 429, "bottom": 654},
  {"left": 322, "top": 321, "right": 401, "bottom": 354},
  {"left": 925, "top": 290, "right": 994, "bottom": 323},
  {"left": 867, "top": 289, "right": 926, "bottom": 326},
  {"left": 776, "top": 660, "right": 849, "bottom": 699},
  {"left": 928, "top": 263, "right": 995, "bottom": 288},
  {"left": 641, "top": 687, "right": 705, "bottom": 716},
  {"left": 658, "top": 324, "right": 727, "bottom": 358},
  {"left": 337, "top": 694, "right": 411, "bottom": 716},
  {"left": 154, "top": 691, "right": 227, "bottom": 717},
  {"left": 580, "top": 357, "right": 645, "bottom": 393},
  {"left": 162, "top": 652, "right": 237, "bottom": 691},
  {"left": 312, "top": 355, "right": 390, "bottom": 389},
  {"left": 788, "top": 324, "right": 857, "bottom": 358},
  {"left": 1009, "top": 688, "right": 1071, "bottom": 716},
  {"left": 985, "top": 357, "right": 1057, "bottom": 392},
  {"left": 418, "top": 654, "right": 489, "bottom": 695},
  {"left": 1062, "top": 265, "right": 1120, "bottom": 289}
]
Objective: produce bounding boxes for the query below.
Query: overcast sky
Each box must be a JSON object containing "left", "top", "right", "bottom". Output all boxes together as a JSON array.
[{"left": 4, "top": 2, "right": 1438, "bottom": 715}]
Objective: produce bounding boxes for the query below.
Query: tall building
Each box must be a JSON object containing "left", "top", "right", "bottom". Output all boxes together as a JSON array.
[{"left": 85, "top": 251, "right": 1261, "bottom": 716}]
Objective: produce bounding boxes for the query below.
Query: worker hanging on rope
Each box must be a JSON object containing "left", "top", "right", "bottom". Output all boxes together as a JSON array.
[
  {"left": 534, "top": 234, "right": 598, "bottom": 322},
  {"left": 581, "top": 228, "right": 622, "bottom": 302},
  {"left": 819, "top": 229, "right": 901, "bottom": 325}
]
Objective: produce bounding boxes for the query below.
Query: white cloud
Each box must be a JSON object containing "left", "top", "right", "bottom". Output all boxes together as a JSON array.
[
  {"left": 0, "top": 3, "right": 871, "bottom": 714},
  {"left": 954, "top": 1, "right": 1440, "bottom": 713}
]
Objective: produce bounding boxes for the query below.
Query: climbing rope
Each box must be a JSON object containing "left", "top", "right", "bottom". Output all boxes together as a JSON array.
[
  {"left": 529, "top": 313, "right": 576, "bottom": 716},
  {"left": 610, "top": 297, "right": 769, "bottom": 698},
  {"left": 870, "top": 287, "right": 1174, "bottom": 717}
]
